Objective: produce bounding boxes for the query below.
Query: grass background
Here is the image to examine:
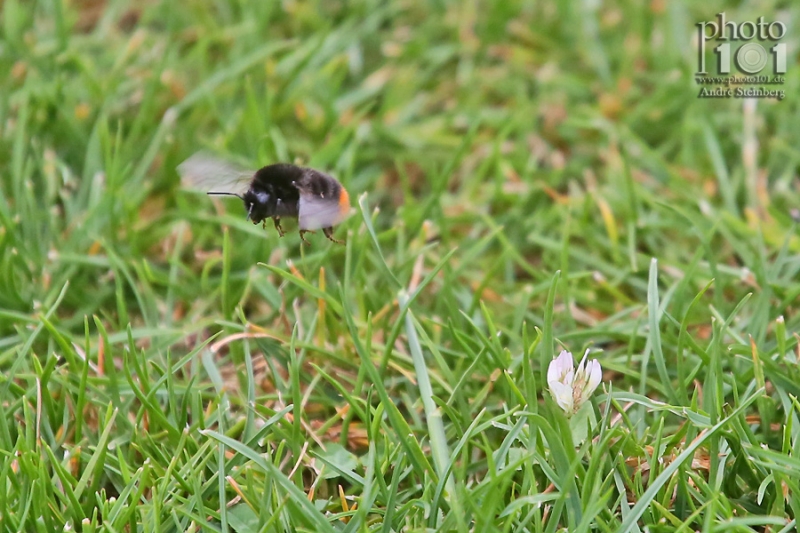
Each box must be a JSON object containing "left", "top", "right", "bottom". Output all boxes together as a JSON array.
[{"left": 1, "top": 0, "right": 800, "bottom": 531}]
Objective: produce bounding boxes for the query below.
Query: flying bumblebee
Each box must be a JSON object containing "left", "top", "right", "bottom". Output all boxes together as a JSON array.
[{"left": 178, "top": 153, "right": 350, "bottom": 244}]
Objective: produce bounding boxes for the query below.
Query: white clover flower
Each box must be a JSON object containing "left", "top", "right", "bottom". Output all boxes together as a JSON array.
[{"left": 547, "top": 349, "right": 602, "bottom": 416}]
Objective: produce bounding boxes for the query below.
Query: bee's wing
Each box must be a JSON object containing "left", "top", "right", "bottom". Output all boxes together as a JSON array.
[{"left": 177, "top": 152, "right": 253, "bottom": 195}]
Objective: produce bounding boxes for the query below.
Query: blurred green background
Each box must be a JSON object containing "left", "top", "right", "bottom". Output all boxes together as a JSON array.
[{"left": 1, "top": 0, "right": 799, "bottom": 531}]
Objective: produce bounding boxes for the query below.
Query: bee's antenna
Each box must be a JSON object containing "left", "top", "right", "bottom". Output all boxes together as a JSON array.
[
  {"left": 207, "top": 191, "right": 243, "bottom": 199},
  {"left": 246, "top": 203, "right": 254, "bottom": 221}
]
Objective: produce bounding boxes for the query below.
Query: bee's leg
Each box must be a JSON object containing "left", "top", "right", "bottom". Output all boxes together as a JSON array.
[
  {"left": 272, "top": 217, "right": 285, "bottom": 237},
  {"left": 323, "top": 227, "right": 344, "bottom": 244},
  {"left": 299, "top": 229, "right": 314, "bottom": 245}
]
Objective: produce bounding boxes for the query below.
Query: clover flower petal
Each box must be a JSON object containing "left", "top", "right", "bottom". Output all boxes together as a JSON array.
[{"left": 547, "top": 348, "right": 602, "bottom": 416}]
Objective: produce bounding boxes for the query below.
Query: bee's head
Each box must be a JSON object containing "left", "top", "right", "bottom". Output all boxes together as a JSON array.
[{"left": 243, "top": 189, "right": 271, "bottom": 224}]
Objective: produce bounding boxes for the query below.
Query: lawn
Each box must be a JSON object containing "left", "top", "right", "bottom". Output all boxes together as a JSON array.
[{"left": 1, "top": 0, "right": 799, "bottom": 531}]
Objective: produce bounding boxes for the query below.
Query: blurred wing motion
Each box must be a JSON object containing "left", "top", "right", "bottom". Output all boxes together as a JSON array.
[
  {"left": 297, "top": 171, "right": 351, "bottom": 230},
  {"left": 177, "top": 152, "right": 254, "bottom": 196},
  {"left": 298, "top": 197, "right": 349, "bottom": 230}
]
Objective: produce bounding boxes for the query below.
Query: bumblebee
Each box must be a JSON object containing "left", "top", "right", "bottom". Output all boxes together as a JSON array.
[{"left": 178, "top": 153, "right": 350, "bottom": 244}]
